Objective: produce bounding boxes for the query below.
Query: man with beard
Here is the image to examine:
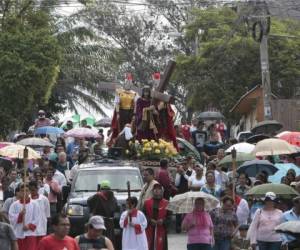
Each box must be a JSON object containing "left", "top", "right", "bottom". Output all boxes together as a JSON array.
[
  {"left": 87, "top": 180, "right": 118, "bottom": 244},
  {"left": 143, "top": 183, "right": 170, "bottom": 250}
]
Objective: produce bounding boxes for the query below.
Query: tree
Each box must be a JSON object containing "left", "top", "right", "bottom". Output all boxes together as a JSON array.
[
  {"left": 174, "top": 6, "right": 300, "bottom": 118},
  {"left": 0, "top": 8, "right": 61, "bottom": 136}
]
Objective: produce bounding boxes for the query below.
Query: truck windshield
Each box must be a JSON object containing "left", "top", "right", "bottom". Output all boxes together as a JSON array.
[{"left": 74, "top": 169, "right": 143, "bottom": 192}]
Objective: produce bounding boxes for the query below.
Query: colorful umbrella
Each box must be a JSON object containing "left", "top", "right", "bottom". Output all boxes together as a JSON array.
[
  {"left": 0, "top": 145, "right": 40, "bottom": 159},
  {"left": 226, "top": 142, "right": 255, "bottom": 154},
  {"left": 65, "top": 127, "right": 99, "bottom": 138},
  {"left": 218, "top": 152, "right": 255, "bottom": 169},
  {"left": 167, "top": 191, "right": 219, "bottom": 214},
  {"left": 246, "top": 183, "right": 299, "bottom": 198},
  {"left": 277, "top": 131, "right": 300, "bottom": 147},
  {"left": 237, "top": 159, "right": 278, "bottom": 178},
  {"left": 34, "top": 126, "right": 64, "bottom": 135},
  {"left": 0, "top": 142, "right": 14, "bottom": 149},
  {"left": 252, "top": 138, "right": 297, "bottom": 156},
  {"left": 17, "top": 137, "right": 54, "bottom": 148}
]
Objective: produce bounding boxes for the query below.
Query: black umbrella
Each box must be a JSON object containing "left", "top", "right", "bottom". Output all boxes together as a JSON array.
[
  {"left": 95, "top": 117, "right": 112, "bottom": 127},
  {"left": 197, "top": 111, "right": 224, "bottom": 120},
  {"left": 237, "top": 159, "right": 278, "bottom": 177},
  {"left": 246, "top": 134, "right": 270, "bottom": 144},
  {"left": 0, "top": 157, "right": 13, "bottom": 171},
  {"left": 251, "top": 120, "right": 283, "bottom": 135}
]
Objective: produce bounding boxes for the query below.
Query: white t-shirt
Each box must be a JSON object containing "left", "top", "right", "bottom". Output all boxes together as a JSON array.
[{"left": 189, "top": 175, "right": 206, "bottom": 189}]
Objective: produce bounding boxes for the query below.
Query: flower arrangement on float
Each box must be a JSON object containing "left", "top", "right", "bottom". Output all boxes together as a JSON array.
[{"left": 126, "top": 138, "right": 178, "bottom": 160}]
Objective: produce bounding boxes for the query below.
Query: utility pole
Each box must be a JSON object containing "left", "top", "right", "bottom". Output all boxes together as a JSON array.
[{"left": 249, "top": 0, "right": 272, "bottom": 120}]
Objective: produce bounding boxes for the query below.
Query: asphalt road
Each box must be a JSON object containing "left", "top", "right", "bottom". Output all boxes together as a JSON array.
[{"left": 169, "top": 233, "right": 187, "bottom": 250}]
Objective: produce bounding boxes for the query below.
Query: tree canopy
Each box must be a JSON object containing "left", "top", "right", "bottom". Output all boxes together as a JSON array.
[{"left": 0, "top": 8, "right": 61, "bottom": 136}]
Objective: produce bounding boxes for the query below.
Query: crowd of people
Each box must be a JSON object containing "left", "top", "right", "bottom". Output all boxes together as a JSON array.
[{"left": 0, "top": 112, "right": 300, "bottom": 250}]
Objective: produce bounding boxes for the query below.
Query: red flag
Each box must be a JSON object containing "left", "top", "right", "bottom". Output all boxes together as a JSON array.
[{"left": 152, "top": 72, "right": 161, "bottom": 80}]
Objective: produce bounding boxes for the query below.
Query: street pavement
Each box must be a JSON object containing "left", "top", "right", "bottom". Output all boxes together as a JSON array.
[{"left": 169, "top": 232, "right": 186, "bottom": 250}]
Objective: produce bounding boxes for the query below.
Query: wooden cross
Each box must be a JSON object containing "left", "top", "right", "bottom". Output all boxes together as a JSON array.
[{"left": 95, "top": 60, "right": 176, "bottom": 103}]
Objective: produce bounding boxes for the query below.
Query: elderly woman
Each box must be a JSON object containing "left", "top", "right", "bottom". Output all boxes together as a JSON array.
[
  {"left": 182, "top": 198, "right": 214, "bottom": 250},
  {"left": 247, "top": 192, "right": 283, "bottom": 250}
]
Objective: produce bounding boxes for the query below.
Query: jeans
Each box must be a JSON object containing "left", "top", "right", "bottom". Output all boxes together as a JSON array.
[
  {"left": 257, "top": 241, "right": 282, "bottom": 250},
  {"left": 213, "top": 239, "right": 231, "bottom": 250},
  {"left": 187, "top": 243, "right": 212, "bottom": 250}
]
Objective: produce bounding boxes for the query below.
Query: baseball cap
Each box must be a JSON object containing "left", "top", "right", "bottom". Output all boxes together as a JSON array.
[
  {"left": 88, "top": 216, "right": 106, "bottom": 230},
  {"left": 100, "top": 180, "right": 111, "bottom": 189},
  {"left": 263, "top": 191, "right": 277, "bottom": 201}
]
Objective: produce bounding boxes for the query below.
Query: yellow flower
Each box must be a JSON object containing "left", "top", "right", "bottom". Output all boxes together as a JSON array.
[
  {"left": 137, "top": 153, "right": 141, "bottom": 157},
  {"left": 154, "top": 149, "right": 160, "bottom": 154},
  {"left": 144, "top": 143, "right": 150, "bottom": 148},
  {"left": 150, "top": 140, "right": 155, "bottom": 143},
  {"left": 129, "top": 141, "right": 132, "bottom": 146},
  {"left": 135, "top": 140, "right": 139, "bottom": 144},
  {"left": 165, "top": 149, "right": 169, "bottom": 154},
  {"left": 125, "top": 150, "right": 129, "bottom": 154},
  {"left": 142, "top": 139, "right": 148, "bottom": 143},
  {"left": 153, "top": 142, "right": 158, "bottom": 148}
]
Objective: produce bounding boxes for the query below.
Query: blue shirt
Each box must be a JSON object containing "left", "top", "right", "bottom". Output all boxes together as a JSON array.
[{"left": 281, "top": 208, "right": 300, "bottom": 243}]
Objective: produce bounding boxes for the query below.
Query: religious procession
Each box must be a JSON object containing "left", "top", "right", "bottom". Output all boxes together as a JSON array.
[
  {"left": 1, "top": 61, "right": 300, "bottom": 250},
  {"left": 1, "top": 1, "right": 300, "bottom": 250}
]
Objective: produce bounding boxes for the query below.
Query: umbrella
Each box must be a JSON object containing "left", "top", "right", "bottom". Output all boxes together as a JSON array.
[
  {"left": 275, "top": 221, "right": 300, "bottom": 235},
  {"left": 95, "top": 117, "right": 112, "bottom": 127},
  {"left": 65, "top": 127, "right": 99, "bottom": 138},
  {"left": 218, "top": 152, "right": 255, "bottom": 169},
  {"left": 237, "top": 159, "right": 278, "bottom": 177},
  {"left": 197, "top": 111, "right": 224, "bottom": 120},
  {"left": 269, "top": 163, "right": 300, "bottom": 184},
  {"left": 0, "top": 145, "right": 40, "bottom": 159},
  {"left": 167, "top": 191, "right": 219, "bottom": 214},
  {"left": 246, "top": 134, "right": 270, "bottom": 144},
  {"left": 17, "top": 137, "right": 54, "bottom": 148},
  {"left": 246, "top": 183, "right": 299, "bottom": 198},
  {"left": 276, "top": 131, "right": 291, "bottom": 138},
  {"left": 252, "top": 138, "right": 297, "bottom": 156},
  {"left": 251, "top": 120, "right": 283, "bottom": 135},
  {"left": 225, "top": 142, "right": 255, "bottom": 154},
  {"left": 0, "top": 142, "right": 14, "bottom": 149},
  {"left": 277, "top": 131, "right": 300, "bottom": 147},
  {"left": 34, "top": 126, "right": 64, "bottom": 135}
]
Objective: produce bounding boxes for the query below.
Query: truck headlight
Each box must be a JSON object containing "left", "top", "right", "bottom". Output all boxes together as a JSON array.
[{"left": 67, "top": 204, "right": 84, "bottom": 216}]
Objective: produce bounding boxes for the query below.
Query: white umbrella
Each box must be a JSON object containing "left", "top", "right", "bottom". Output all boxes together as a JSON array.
[
  {"left": 275, "top": 221, "right": 300, "bottom": 234},
  {"left": 65, "top": 127, "right": 99, "bottom": 138},
  {"left": 225, "top": 142, "right": 255, "bottom": 154},
  {"left": 252, "top": 138, "right": 297, "bottom": 156},
  {"left": 167, "top": 191, "right": 219, "bottom": 214},
  {"left": 17, "top": 137, "right": 54, "bottom": 147}
]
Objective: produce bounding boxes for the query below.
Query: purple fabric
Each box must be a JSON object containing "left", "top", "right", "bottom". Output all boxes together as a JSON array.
[{"left": 135, "top": 97, "right": 155, "bottom": 140}]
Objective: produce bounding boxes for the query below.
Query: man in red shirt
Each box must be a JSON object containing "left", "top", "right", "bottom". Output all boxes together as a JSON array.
[{"left": 37, "top": 214, "right": 79, "bottom": 250}]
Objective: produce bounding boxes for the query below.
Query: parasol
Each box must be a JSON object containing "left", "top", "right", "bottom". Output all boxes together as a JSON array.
[
  {"left": 225, "top": 142, "right": 255, "bottom": 154},
  {"left": 34, "top": 126, "right": 64, "bottom": 135},
  {"left": 167, "top": 191, "right": 219, "bottom": 214},
  {"left": 252, "top": 138, "right": 297, "bottom": 156},
  {"left": 0, "top": 144, "right": 40, "bottom": 159},
  {"left": 237, "top": 159, "right": 278, "bottom": 178},
  {"left": 197, "top": 111, "right": 224, "bottom": 120},
  {"left": 218, "top": 152, "right": 255, "bottom": 169},
  {"left": 65, "top": 127, "right": 99, "bottom": 138},
  {"left": 251, "top": 120, "right": 282, "bottom": 135},
  {"left": 246, "top": 183, "right": 299, "bottom": 198},
  {"left": 17, "top": 137, "right": 54, "bottom": 148}
]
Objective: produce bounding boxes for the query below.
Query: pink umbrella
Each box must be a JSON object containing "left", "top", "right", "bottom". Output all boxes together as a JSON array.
[{"left": 65, "top": 127, "right": 99, "bottom": 138}]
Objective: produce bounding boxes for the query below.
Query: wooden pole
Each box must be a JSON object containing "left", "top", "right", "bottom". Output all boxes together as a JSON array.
[{"left": 231, "top": 148, "right": 237, "bottom": 201}]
